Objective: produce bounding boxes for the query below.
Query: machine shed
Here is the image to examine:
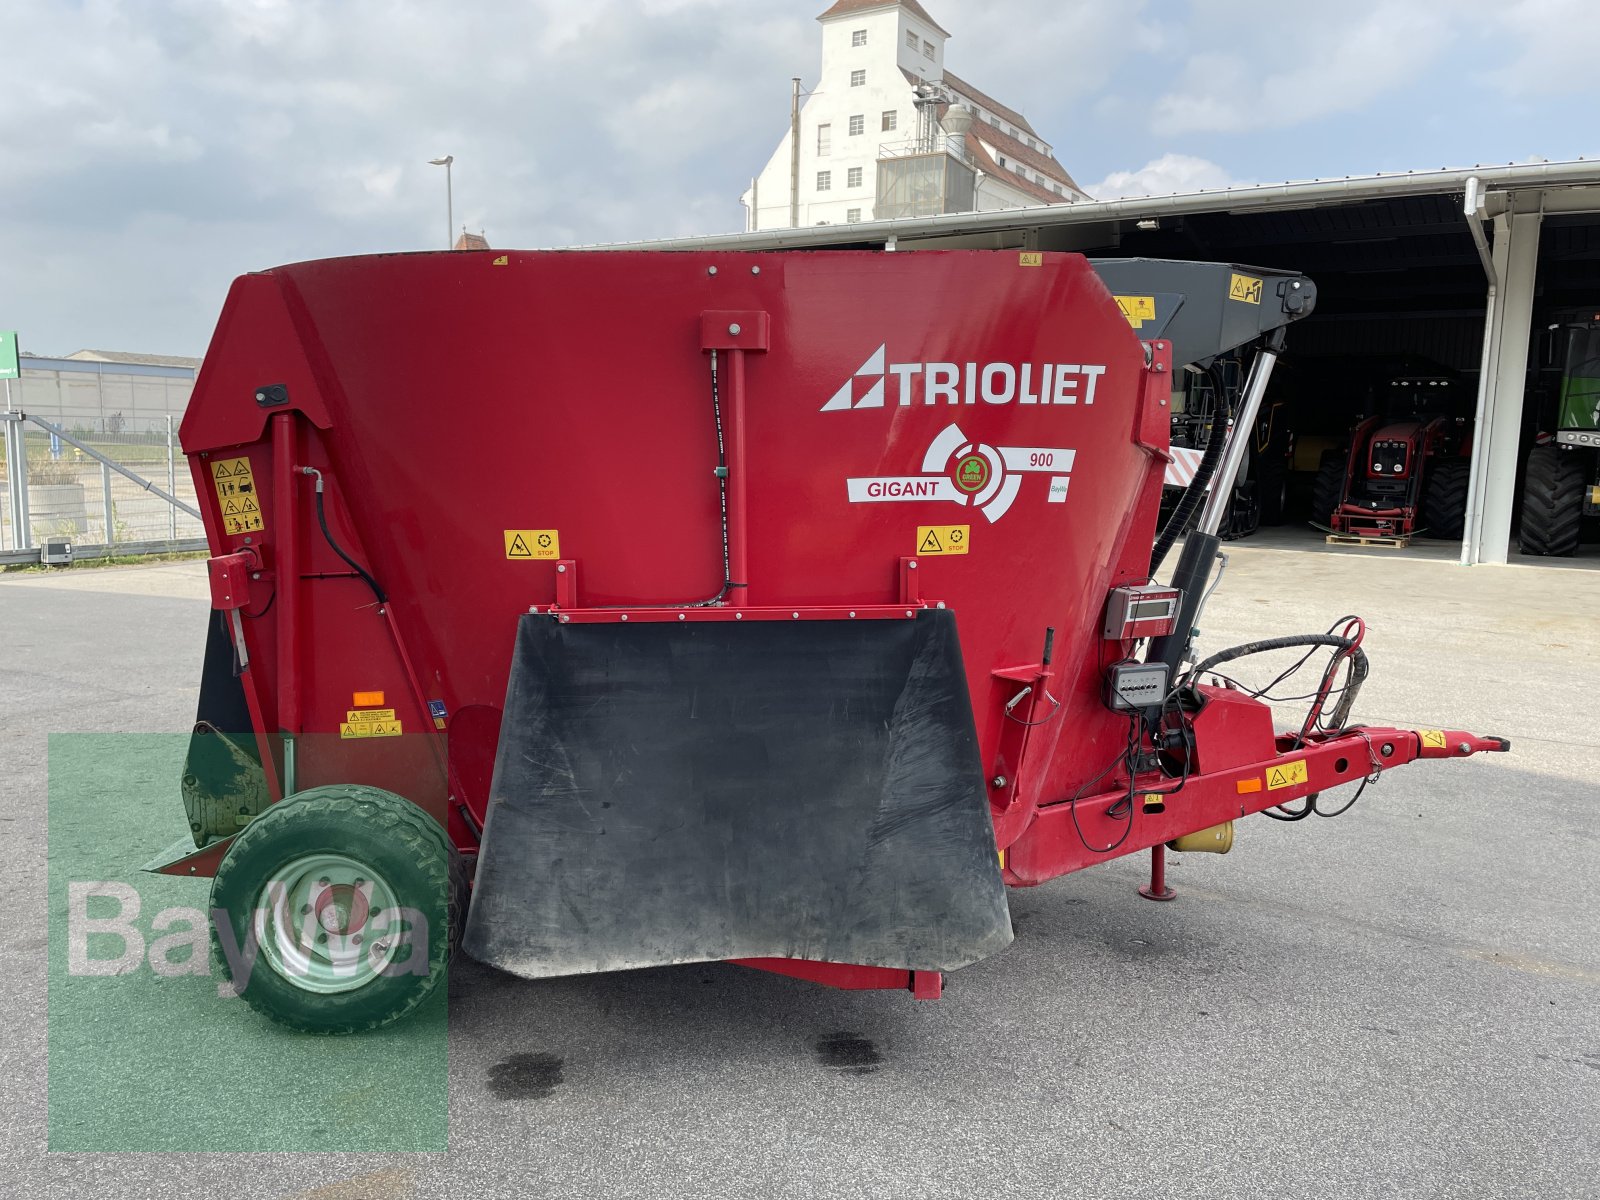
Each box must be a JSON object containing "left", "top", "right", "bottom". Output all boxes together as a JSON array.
[{"left": 607, "top": 159, "right": 1600, "bottom": 565}]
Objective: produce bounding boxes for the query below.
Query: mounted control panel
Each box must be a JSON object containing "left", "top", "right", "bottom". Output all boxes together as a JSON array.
[
  {"left": 1105, "top": 662, "right": 1171, "bottom": 712},
  {"left": 1103, "top": 584, "right": 1181, "bottom": 640}
]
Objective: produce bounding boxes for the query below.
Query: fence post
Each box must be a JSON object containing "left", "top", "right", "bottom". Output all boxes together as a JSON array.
[
  {"left": 102, "top": 462, "right": 115, "bottom": 545},
  {"left": 6, "top": 417, "right": 32, "bottom": 550},
  {"left": 166, "top": 414, "right": 177, "bottom": 541},
  {"left": 3, "top": 417, "right": 19, "bottom": 550}
]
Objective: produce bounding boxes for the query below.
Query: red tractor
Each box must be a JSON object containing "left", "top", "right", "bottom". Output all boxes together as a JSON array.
[{"left": 1312, "top": 376, "right": 1472, "bottom": 542}]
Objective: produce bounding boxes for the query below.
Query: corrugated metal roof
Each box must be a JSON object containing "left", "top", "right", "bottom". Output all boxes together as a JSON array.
[
  {"left": 67, "top": 349, "right": 202, "bottom": 368},
  {"left": 586, "top": 159, "right": 1600, "bottom": 253}
]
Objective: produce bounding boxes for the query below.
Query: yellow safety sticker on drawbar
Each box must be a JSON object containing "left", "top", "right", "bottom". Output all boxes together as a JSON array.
[
  {"left": 339, "top": 719, "right": 403, "bottom": 739},
  {"left": 505, "top": 529, "right": 560, "bottom": 560},
  {"left": 916, "top": 525, "right": 970, "bottom": 556},
  {"left": 1018, "top": 252, "right": 1044, "bottom": 267},
  {"left": 1267, "top": 764, "right": 1305, "bottom": 793},
  {"left": 211, "top": 457, "right": 265, "bottom": 535},
  {"left": 1115, "top": 295, "right": 1156, "bottom": 328},
  {"left": 1420, "top": 729, "right": 1447, "bottom": 749},
  {"left": 1228, "top": 273, "right": 1264, "bottom": 305},
  {"left": 345, "top": 708, "right": 397, "bottom": 724},
  {"left": 1266, "top": 759, "right": 1308, "bottom": 790}
]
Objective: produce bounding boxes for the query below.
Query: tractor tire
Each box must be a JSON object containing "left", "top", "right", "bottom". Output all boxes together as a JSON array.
[
  {"left": 1256, "top": 455, "right": 1290, "bottom": 525},
  {"left": 1422, "top": 458, "right": 1471, "bottom": 541},
  {"left": 1519, "top": 443, "right": 1584, "bottom": 556},
  {"left": 1311, "top": 457, "right": 1346, "bottom": 526},
  {"left": 210, "top": 784, "right": 468, "bottom": 1034}
]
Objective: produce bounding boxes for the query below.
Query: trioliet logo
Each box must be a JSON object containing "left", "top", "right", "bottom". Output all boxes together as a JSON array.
[{"left": 821, "top": 344, "right": 1107, "bottom": 411}]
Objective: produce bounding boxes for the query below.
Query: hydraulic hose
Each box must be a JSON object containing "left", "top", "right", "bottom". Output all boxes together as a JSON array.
[
  {"left": 1187, "top": 633, "right": 1358, "bottom": 683},
  {"left": 300, "top": 467, "right": 386, "bottom": 604},
  {"left": 1150, "top": 362, "right": 1230, "bottom": 576}
]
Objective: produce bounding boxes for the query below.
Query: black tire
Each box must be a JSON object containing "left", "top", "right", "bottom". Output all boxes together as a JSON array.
[
  {"left": 1421, "top": 458, "right": 1471, "bottom": 541},
  {"left": 1256, "top": 455, "right": 1290, "bottom": 525},
  {"left": 210, "top": 785, "right": 468, "bottom": 1034},
  {"left": 1519, "top": 444, "right": 1584, "bottom": 556},
  {"left": 1311, "top": 457, "right": 1346, "bottom": 526}
]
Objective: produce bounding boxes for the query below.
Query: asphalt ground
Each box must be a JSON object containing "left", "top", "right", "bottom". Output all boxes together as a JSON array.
[{"left": 2, "top": 543, "right": 1597, "bottom": 1198}]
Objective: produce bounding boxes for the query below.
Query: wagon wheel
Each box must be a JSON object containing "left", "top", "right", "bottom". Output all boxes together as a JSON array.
[{"left": 210, "top": 785, "right": 468, "bottom": 1033}]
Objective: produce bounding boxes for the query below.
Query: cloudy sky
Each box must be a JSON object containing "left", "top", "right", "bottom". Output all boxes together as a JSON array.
[{"left": 2, "top": 0, "right": 1594, "bottom": 357}]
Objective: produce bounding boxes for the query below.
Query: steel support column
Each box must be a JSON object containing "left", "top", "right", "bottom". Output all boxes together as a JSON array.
[{"left": 1464, "top": 196, "right": 1543, "bottom": 565}]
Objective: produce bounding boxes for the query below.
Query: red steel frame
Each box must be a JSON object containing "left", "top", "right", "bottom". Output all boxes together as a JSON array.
[{"left": 163, "top": 249, "right": 1508, "bottom": 998}]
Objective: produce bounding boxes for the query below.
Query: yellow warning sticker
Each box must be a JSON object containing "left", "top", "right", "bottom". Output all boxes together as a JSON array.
[
  {"left": 492, "top": 254, "right": 509, "bottom": 265},
  {"left": 1265, "top": 759, "right": 1309, "bottom": 791},
  {"left": 505, "top": 529, "right": 560, "bottom": 560},
  {"left": 339, "top": 719, "right": 403, "bottom": 739},
  {"left": 1018, "top": 252, "right": 1044, "bottom": 267},
  {"left": 211, "top": 456, "right": 265, "bottom": 535},
  {"left": 1228, "top": 273, "right": 1264, "bottom": 305},
  {"left": 345, "top": 708, "right": 397, "bottom": 724},
  {"left": 916, "top": 525, "right": 970, "bottom": 556},
  {"left": 1115, "top": 295, "right": 1156, "bottom": 328},
  {"left": 1420, "top": 729, "right": 1447, "bottom": 749}
]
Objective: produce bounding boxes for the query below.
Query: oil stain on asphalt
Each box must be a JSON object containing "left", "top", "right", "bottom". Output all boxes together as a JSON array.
[
  {"left": 812, "top": 1031, "right": 883, "bottom": 1074},
  {"left": 487, "top": 1052, "right": 565, "bottom": 1100}
]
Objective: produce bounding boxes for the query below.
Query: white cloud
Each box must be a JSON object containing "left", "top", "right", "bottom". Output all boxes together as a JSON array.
[
  {"left": 1, "top": 0, "right": 1597, "bottom": 355},
  {"left": 932, "top": 0, "right": 1151, "bottom": 107},
  {"left": 1084, "top": 153, "right": 1248, "bottom": 199},
  {"left": 1142, "top": 0, "right": 1599, "bottom": 138},
  {"left": 1487, "top": 0, "right": 1600, "bottom": 95},
  {"left": 1150, "top": 3, "right": 1452, "bottom": 135}
]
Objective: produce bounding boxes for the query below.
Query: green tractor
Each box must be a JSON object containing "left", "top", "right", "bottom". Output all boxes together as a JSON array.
[{"left": 1520, "top": 313, "right": 1600, "bottom": 556}]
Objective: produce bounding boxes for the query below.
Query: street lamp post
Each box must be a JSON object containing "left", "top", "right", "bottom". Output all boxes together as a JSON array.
[{"left": 428, "top": 155, "right": 454, "bottom": 249}]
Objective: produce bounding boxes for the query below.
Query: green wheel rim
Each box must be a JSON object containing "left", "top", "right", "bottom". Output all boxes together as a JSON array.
[{"left": 252, "top": 853, "right": 405, "bottom": 994}]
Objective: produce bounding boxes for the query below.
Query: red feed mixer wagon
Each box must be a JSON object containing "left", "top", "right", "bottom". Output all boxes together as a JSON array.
[{"left": 148, "top": 249, "right": 1508, "bottom": 1032}]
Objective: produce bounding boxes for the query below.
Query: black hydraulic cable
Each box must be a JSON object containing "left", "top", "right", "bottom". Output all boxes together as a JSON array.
[
  {"left": 1185, "top": 634, "right": 1359, "bottom": 685},
  {"left": 1150, "top": 362, "right": 1231, "bottom": 576},
  {"left": 685, "top": 348, "right": 734, "bottom": 607},
  {"left": 312, "top": 483, "right": 386, "bottom": 605}
]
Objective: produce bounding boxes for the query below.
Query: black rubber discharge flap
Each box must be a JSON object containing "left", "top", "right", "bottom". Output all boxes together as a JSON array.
[{"left": 464, "top": 609, "right": 1013, "bottom": 978}]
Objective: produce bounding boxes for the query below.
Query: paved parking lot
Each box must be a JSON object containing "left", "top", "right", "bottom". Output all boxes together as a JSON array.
[{"left": 2, "top": 547, "right": 1597, "bottom": 1198}]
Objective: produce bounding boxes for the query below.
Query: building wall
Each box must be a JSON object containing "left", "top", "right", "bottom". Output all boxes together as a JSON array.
[
  {"left": 747, "top": 8, "right": 912, "bottom": 229},
  {"left": 744, "top": 6, "right": 1075, "bottom": 229},
  {"left": 4, "top": 359, "right": 195, "bottom": 435}
]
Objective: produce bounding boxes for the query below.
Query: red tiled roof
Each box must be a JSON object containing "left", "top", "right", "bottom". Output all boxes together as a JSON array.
[
  {"left": 454, "top": 230, "right": 490, "bottom": 251},
  {"left": 942, "top": 71, "right": 1035, "bottom": 138},
  {"left": 817, "top": 0, "right": 950, "bottom": 39},
  {"left": 968, "top": 117, "right": 1083, "bottom": 195},
  {"left": 964, "top": 133, "right": 1066, "bottom": 207},
  {"left": 896, "top": 67, "right": 1080, "bottom": 194}
]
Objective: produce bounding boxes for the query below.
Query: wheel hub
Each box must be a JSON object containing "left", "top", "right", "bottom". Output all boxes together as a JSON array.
[{"left": 253, "top": 853, "right": 403, "bottom": 994}]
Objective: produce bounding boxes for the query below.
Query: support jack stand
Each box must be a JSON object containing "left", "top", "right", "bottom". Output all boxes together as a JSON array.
[{"left": 1138, "top": 844, "right": 1177, "bottom": 901}]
